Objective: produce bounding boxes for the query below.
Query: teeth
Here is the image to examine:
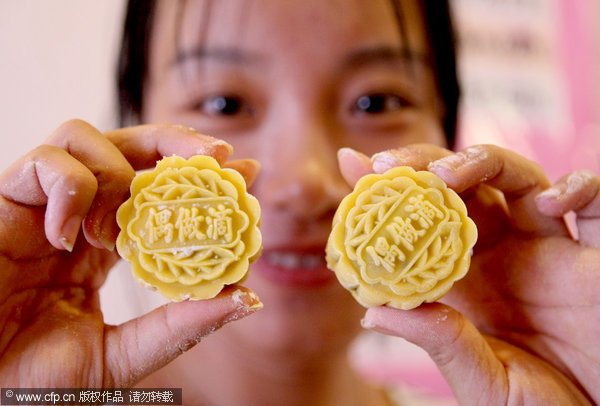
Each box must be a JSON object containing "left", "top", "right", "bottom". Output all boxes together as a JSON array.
[
  {"left": 265, "top": 252, "right": 324, "bottom": 270},
  {"left": 301, "top": 255, "right": 323, "bottom": 269}
]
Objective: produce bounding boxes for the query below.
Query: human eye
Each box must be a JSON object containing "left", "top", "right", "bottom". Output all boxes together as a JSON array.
[
  {"left": 352, "top": 93, "right": 412, "bottom": 115},
  {"left": 196, "top": 94, "right": 253, "bottom": 117},
  {"left": 340, "top": 86, "right": 420, "bottom": 134}
]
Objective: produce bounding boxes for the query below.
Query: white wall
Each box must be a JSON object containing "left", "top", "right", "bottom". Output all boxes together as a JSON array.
[{"left": 0, "top": 0, "right": 126, "bottom": 170}]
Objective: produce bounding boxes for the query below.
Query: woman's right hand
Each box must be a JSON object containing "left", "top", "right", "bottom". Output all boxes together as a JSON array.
[{"left": 0, "top": 119, "right": 262, "bottom": 387}]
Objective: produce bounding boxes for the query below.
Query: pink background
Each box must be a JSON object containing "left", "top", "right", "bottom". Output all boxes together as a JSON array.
[{"left": 354, "top": 0, "right": 600, "bottom": 403}]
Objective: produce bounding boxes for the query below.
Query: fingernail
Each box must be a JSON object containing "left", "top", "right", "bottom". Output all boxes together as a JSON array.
[
  {"left": 429, "top": 146, "right": 488, "bottom": 172},
  {"left": 536, "top": 186, "right": 563, "bottom": 201},
  {"left": 220, "top": 289, "right": 263, "bottom": 324},
  {"left": 338, "top": 147, "right": 374, "bottom": 168},
  {"left": 209, "top": 139, "right": 234, "bottom": 157},
  {"left": 371, "top": 151, "right": 402, "bottom": 173},
  {"left": 60, "top": 237, "right": 74, "bottom": 252},
  {"left": 211, "top": 138, "right": 233, "bottom": 150},
  {"left": 172, "top": 124, "right": 199, "bottom": 134},
  {"left": 99, "top": 210, "right": 118, "bottom": 251},
  {"left": 60, "top": 215, "right": 82, "bottom": 252},
  {"left": 360, "top": 317, "right": 375, "bottom": 329},
  {"left": 337, "top": 147, "right": 357, "bottom": 160},
  {"left": 565, "top": 171, "right": 594, "bottom": 195},
  {"left": 197, "top": 139, "right": 233, "bottom": 165},
  {"left": 428, "top": 154, "right": 465, "bottom": 172},
  {"left": 232, "top": 288, "right": 263, "bottom": 311}
]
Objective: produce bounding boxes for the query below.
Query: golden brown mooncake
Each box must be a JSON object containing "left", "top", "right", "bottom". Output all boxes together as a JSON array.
[
  {"left": 116, "top": 155, "right": 262, "bottom": 301},
  {"left": 326, "top": 166, "right": 477, "bottom": 310}
]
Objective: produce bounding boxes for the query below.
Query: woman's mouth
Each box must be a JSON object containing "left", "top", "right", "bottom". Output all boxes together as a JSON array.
[{"left": 254, "top": 249, "right": 337, "bottom": 287}]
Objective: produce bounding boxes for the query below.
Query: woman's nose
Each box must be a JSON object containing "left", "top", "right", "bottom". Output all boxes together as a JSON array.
[{"left": 256, "top": 125, "right": 349, "bottom": 219}]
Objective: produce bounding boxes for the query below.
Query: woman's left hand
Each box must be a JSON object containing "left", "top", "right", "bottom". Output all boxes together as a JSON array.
[{"left": 338, "top": 144, "right": 599, "bottom": 405}]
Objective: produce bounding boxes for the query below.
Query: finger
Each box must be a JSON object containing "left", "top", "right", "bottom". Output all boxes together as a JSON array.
[
  {"left": 45, "top": 119, "right": 136, "bottom": 250},
  {"left": 0, "top": 145, "right": 98, "bottom": 251},
  {"left": 428, "top": 145, "right": 568, "bottom": 236},
  {"left": 104, "top": 124, "right": 233, "bottom": 170},
  {"left": 337, "top": 144, "right": 452, "bottom": 188},
  {"left": 370, "top": 143, "right": 452, "bottom": 173},
  {"left": 103, "top": 286, "right": 262, "bottom": 386},
  {"left": 362, "top": 303, "right": 508, "bottom": 405},
  {"left": 337, "top": 147, "right": 373, "bottom": 187},
  {"left": 536, "top": 170, "right": 600, "bottom": 247},
  {"left": 223, "top": 159, "right": 261, "bottom": 188}
]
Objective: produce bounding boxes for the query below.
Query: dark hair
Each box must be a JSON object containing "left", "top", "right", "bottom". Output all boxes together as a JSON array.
[
  {"left": 117, "top": 0, "right": 460, "bottom": 148},
  {"left": 117, "top": 0, "right": 156, "bottom": 127},
  {"left": 421, "top": 1, "right": 460, "bottom": 148}
]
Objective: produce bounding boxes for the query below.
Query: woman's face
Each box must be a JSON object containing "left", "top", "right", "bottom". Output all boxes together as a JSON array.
[{"left": 144, "top": 0, "right": 445, "bottom": 355}]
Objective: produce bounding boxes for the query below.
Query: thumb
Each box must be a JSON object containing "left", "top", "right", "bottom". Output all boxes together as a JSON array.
[
  {"left": 102, "top": 286, "right": 262, "bottom": 386},
  {"left": 362, "top": 303, "right": 507, "bottom": 405}
]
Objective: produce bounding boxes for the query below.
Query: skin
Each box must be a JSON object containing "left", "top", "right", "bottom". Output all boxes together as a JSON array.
[
  {"left": 0, "top": 0, "right": 598, "bottom": 405},
  {"left": 141, "top": 1, "right": 441, "bottom": 404},
  {"left": 0, "top": 120, "right": 263, "bottom": 386}
]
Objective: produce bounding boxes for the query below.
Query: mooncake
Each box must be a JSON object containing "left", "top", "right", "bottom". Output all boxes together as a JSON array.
[
  {"left": 116, "top": 155, "right": 262, "bottom": 301},
  {"left": 326, "top": 166, "right": 477, "bottom": 310}
]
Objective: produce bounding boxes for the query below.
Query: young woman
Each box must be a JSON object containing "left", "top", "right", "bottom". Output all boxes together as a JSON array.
[{"left": 0, "top": 1, "right": 598, "bottom": 405}]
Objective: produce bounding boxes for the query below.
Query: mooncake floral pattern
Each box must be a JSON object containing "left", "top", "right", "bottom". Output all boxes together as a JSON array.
[
  {"left": 117, "top": 155, "right": 261, "bottom": 301},
  {"left": 326, "top": 166, "right": 477, "bottom": 309}
]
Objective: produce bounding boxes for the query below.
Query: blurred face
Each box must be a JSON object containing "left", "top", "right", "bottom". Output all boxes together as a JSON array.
[{"left": 144, "top": 0, "right": 445, "bottom": 356}]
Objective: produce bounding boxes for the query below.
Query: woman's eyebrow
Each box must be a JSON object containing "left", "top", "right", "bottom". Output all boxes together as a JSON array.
[
  {"left": 173, "top": 47, "right": 263, "bottom": 67},
  {"left": 341, "top": 45, "right": 429, "bottom": 70}
]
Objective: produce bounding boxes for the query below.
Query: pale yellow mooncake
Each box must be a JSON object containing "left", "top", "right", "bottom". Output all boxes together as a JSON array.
[
  {"left": 116, "top": 155, "right": 262, "bottom": 301},
  {"left": 326, "top": 166, "right": 477, "bottom": 310}
]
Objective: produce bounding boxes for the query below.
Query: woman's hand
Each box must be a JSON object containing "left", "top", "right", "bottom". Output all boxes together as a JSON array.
[
  {"left": 0, "top": 119, "right": 262, "bottom": 387},
  {"left": 338, "top": 144, "right": 599, "bottom": 405}
]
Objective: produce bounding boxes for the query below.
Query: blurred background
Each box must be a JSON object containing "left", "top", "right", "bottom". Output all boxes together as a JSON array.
[
  {"left": 0, "top": 0, "right": 125, "bottom": 168},
  {"left": 0, "top": 0, "right": 598, "bottom": 404},
  {"left": 453, "top": 0, "right": 600, "bottom": 181},
  {"left": 0, "top": 0, "right": 598, "bottom": 177}
]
